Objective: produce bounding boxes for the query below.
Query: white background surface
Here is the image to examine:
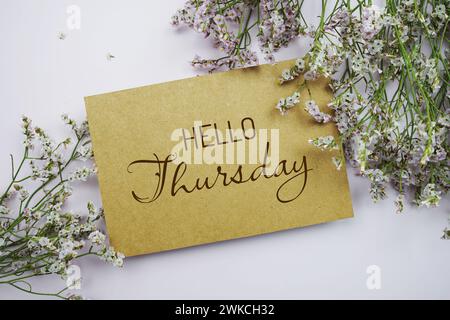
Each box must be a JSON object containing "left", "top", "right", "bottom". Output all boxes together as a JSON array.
[{"left": 0, "top": 0, "right": 449, "bottom": 300}]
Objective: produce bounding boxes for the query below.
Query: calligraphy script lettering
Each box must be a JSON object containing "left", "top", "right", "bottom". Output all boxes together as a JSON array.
[{"left": 127, "top": 143, "right": 312, "bottom": 204}]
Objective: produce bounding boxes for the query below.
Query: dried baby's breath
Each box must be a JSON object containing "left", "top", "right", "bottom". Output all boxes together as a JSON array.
[
  {"left": 277, "top": 1, "right": 449, "bottom": 220},
  {"left": 174, "top": 0, "right": 450, "bottom": 235},
  {"left": 0, "top": 116, "right": 124, "bottom": 299}
]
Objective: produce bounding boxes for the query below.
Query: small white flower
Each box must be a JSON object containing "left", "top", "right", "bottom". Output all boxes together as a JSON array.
[
  {"left": 304, "top": 100, "right": 332, "bottom": 123},
  {"left": 21, "top": 115, "right": 35, "bottom": 149},
  {"left": 295, "top": 58, "right": 305, "bottom": 71},
  {"left": 77, "top": 145, "right": 93, "bottom": 161},
  {"left": 48, "top": 262, "right": 64, "bottom": 273},
  {"left": 32, "top": 210, "right": 43, "bottom": 220},
  {"left": 170, "top": 14, "right": 180, "bottom": 26},
  {"left": 38, "top": 237, "right": 50, "bottom": 248},
  {"left": 416, "top": 184, "right": 441, "bottom": 207},
  {"left": 367, "top": 40, "right": 383, "bottom": 55},
  {"left": 395, "top": 194, "right": 405, "bottom": 214},
  {"left": 213, "top": 14, "right": 225, "bottom": 26},
  {"left": 281, "top": 69, "right": 292, "bottom": 81},
  {"left": 364, "top": 169, "right": 388, "bottom": 202},
  {"left": 438, "top": 114, "right": 450, "bottom": 128},
  {"left": 100, "top": 247, "right": 125, "bottom": 268},
  {"left": 361, "top": 5, "right": 383, "bottom": 40},
  {"left": 303, "top": 70, "right": 317, "bottom": 81},
  {"left": 275, "top": 92, "right": 300, "bottom": 115},
  {"left": 433, "top": 4, "right": 448, "bottom": 20},
  {"left": 68, "top": 167, "right": 97, "bottom": 182},
  {"left": 113, "top": 253, "right": 125, "bottom": 267},
  {"left": 88, "top": 231, "right": 106, "bottom": 245},
  {"left": 46, "top": 211, "right": 62, "bottom": 225},
  {"left": 308, "top": 136, "right": 338, "bottom": 151}
]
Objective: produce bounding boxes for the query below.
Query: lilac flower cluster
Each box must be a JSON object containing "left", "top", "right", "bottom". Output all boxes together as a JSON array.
[
  {"left": 277, "top": 1, "right": 449, "bottom": 219},
  {"left": 172, "top": 0, "right": 306, "bottom": 72},
  {"left": 276, "top": 91, "right": 300, "bottom": 115},
  {"left": 172, "top": 1, "right": 449, "bottom": 229},
  {"left": 304, "top": 100, "right": 332, "bottom": 123},
  {"left": 0, "top": 116, "right": 124, "bottom": 299},
  {"left": 258, "top": 0, "right": 306, "bottom": 63}
]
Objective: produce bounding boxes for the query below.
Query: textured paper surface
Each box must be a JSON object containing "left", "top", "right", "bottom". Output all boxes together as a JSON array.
[{"left": 85, "top": 60, "right": 353, "bottom": 257}]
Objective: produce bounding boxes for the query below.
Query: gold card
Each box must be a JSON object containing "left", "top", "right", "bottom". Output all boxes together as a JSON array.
[{"left": 85, "top": 60, "right": 353, "bottom": 257}]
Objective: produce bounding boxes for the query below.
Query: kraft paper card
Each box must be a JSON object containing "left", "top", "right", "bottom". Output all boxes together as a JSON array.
[{"left": 85, "top": 60, "right": 353, "bottom": 257}]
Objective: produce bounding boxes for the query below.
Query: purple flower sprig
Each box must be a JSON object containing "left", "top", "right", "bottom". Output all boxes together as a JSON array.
[
  {"left": 0, "top": 116, "right": 124, "bottom": 299},
  {"left": 171, "top": 0, "right": 307, "bottom": 72},
  {"left": 277, "top": 0, "right": 449, "bottom": 220}
]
